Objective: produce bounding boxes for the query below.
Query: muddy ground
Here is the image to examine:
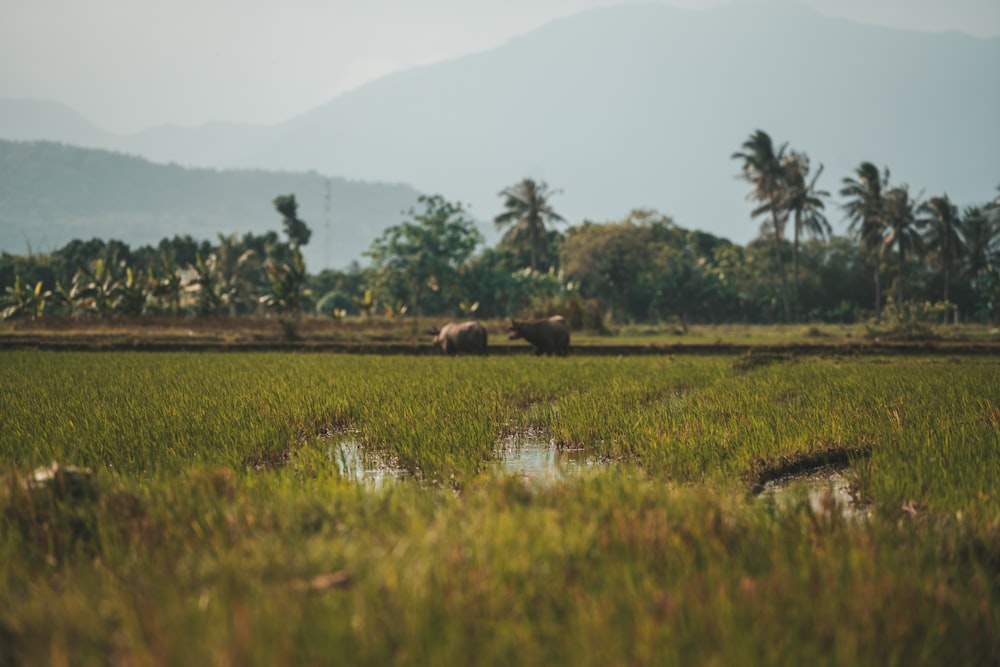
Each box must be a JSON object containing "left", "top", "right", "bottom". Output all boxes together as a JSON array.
[{"left": 2, "top": 316, "right": 998, "bottom": 355}]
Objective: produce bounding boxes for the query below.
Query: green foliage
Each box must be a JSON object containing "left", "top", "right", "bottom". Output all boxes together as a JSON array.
[
  {"left": 253, "top": 194, "right": 315, "bottom": 335},
  {"left": 1, "top": 274, "right": 50, "bottom": 320},
  {"left": 866, "top": 297, "right": 956, "bottom": 339},
  {"left": 148, "top": 253, "right": 183, "bottom": 315},
  {"left": 494, "top": 178, "right": 565, "bottom": 272},
  {"left": 114, "top": 266, "right": 148, "bottom": 316},
  {"left": 733, "top": 129, "right": 793, "bottom": 321},
  {"left": 188, "top": 253, "right": 222, "bottom": 316},
  {"left": 1, "top": 353, "right": 998, "bottom": 664},
  {"left": 273, "top": 194, "right": 312, "bottom": 249},
  {"left": 561, "top": 210, "right": 738, "bottom": 324},
  {"left": 841, "top": 162, "right": 892, "bottom": 319},
  {"left": 560, "top": 212, "right": 668, "bottom": 322},
  {"left": 2, "top": 160, "right": 999, "bottom": 327},
  {"left": 458, "top": 247, "right": 548, "bottom": 319},
  {"left": 882, "top": 185, "right": 923, "bottom": 305},
  {"left": 782, "top": 152, "right": 831, "bottom": 320},
  {"left": 366, "top": 194, "right": 482, "bottom": 318},
  {"left": 69, "top": 258, "right": 121, "bottom": 317},
  {"left": 973, "top": 269, "right": 1000, "bottom": 324},
  {"left": 261, "top": 248, "right": 308, "bottom": 338},
  {"left": 212, "top": 234, "right": 260, "bottom": 316}
]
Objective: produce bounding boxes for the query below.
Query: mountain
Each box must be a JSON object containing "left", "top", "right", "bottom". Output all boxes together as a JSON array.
[
  {"left": 2, "top": 3, "right": 998, "bottom": 247},
  {"left": 0, "top": 99, "right": 267, "bottom": 167},
  {"left": 0, "top": 99, "right": 120, "bottom": 149},
  {"left": 0, "top": 140, "right": 425, "bottom": 270},
  {"left": 234, "top": 2, "right": 999, "bottom": 241}
]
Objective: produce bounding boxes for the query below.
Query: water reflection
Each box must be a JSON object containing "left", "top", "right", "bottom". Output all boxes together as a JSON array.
[
  {"left": 757, "top": 467, "right": 870, "bottom": 520},
  {"left": 328, "top": 441, "right": 409, "bottom": 487},
  {"left": 326, "top": 434, "right": 609, "bottom": 486},
  {"left": 493, "top": 439, "right": 599, "bottom": 481}
]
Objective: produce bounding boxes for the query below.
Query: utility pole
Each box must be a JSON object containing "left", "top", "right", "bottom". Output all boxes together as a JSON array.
[{"left": 324, "top": 177, "right": 332, "bottom": 270}]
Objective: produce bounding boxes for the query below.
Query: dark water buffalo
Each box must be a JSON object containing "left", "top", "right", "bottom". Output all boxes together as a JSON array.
[
  {"left": 508, "top": 316, "right": 571, "bottom": 356},
  {"left": 429, "top": 321, "right": 488, "bottom": 355}
]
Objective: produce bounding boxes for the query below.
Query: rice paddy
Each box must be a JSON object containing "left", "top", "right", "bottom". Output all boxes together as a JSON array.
[{"left": 1, "top": 350, "right": 998, "bottom": 665}]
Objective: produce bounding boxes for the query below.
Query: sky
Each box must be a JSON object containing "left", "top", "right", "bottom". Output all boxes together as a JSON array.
[{"left": 1, "top": 0, "right": 998, "bottom": 135}]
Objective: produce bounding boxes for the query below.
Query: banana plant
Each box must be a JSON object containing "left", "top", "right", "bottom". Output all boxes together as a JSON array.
[
  {"left": 315, "top": 291, "right": 351, "bottom": 318},
  {"left": 149, "top": 255, "right": 182, "bottom": 316},
  {"left": 353, "top": 289, "right": 376, "bottom": 319},
  {"left": 458, "top": 300, "right": 480, "bottom": 317},
  {"left": 111, "top": 266, "right": 148, "bottom": 316},
  {"left": 259, "top": 248, "right": 307, "bottom": 338},
  {"left": 70, "top": 258, "right": 117, "bottom": 317},
  {"left": 47, "top": 281, "right": 73, "bottom": 316},
  {"left": 1, "top": 275, "right": 51, "bottom": 321},
  {"left": 214, "top": 235, "right": 258, "bottom": 316},
  {"left": 381, "top": 301, "right": 408, "bottom": 318},
  {"left": 186, "top": 253, "right": 222, "bottom": 316}
]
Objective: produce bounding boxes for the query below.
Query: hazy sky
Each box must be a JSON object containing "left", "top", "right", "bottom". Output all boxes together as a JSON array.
[{"left": 2, "top": 0, "right": 998, "bottom": 134}]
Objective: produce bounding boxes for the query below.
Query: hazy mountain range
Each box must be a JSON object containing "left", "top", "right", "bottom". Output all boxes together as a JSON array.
[
  {"left": 2, "top": 2, "right": 998, "bottom": 269},
  {"left": 0, "top": 141, "right": 422, "bottom": 270}
]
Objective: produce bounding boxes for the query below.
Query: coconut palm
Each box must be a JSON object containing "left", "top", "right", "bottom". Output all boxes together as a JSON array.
[
  {"left": 989, "top": 185, "right": 1000, "bottom": 218},
  {"left": 840, "top": 162, "right": 890, "bottom": 321},
  {"left": 782, "top": 151, "right": 830, "bottom": 320},
  {"left": 732, "top": 129, "right": 791, "bottom": 321},
  {"left": 961, "top": 206, "right": 998, "bottom": 281},
  {"left": 918, "top": 195, "right": 965, "bottom": 322},
  {"left": 882, "top": 185, "right": 922, "bottom": 307},
  {"left": 494, "top": 178, "right": 565, "bottom": 272}
]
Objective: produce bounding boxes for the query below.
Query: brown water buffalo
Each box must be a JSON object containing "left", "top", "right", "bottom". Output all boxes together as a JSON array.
[
  {"left": 508, "top": 316, "right": 571, "bottom": 356},
  {"left": 429, "top": 321, "right": 488, "bottom": 355}
]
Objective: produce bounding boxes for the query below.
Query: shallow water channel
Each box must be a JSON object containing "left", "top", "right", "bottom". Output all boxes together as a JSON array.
[
  {"left": 327, "top": 437, "right": 871, "bottom": 521},
  {"left": 327, "top": 440, "right": 410, "bottom": 487},
  {"left": 756, "top": 466, "right": 870, "bottom": 520},
  {"left": 492, "top": 437, "right": 606, "bottom": 481},
  {"left": 327, "top": 434, "right": 607, "bottom": 487}
]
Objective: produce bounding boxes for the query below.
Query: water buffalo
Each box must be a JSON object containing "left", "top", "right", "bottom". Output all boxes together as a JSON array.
[
  {"left": 429, "top": 321, "right": 488, "bottom": 355},
  {"left": 508, "top": 316, "right": 571, "bottom": 356}
]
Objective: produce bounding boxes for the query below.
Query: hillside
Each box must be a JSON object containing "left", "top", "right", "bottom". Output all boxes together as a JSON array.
[
  {"left": 0, "top": 99, "right": 120, "bottom": 149},
  {"left": 1, "top": 3, "right": 997, "bottom": 245},
  {"left": 237, "top": 3, "right": 998, "bottom": 240},
  {"left": 0, "top": 140, "right": 425, "bottom": 270}
]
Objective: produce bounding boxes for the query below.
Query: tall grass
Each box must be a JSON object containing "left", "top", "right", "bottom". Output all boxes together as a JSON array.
[{"left": 1, "top": 351, "right": 998, "bottom": 665}]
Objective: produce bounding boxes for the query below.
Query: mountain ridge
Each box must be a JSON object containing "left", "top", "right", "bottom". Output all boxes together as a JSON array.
[
  {"left": 1, "top": 2, "right": 997, "bottom": 249},
  {"left": 231, "top": 2, "right": 1000, "bottom": 237},
  {"left": 0, "top": 140, "right": 425, "bottom": 270}
]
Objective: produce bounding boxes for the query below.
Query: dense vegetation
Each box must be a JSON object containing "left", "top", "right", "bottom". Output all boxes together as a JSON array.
[
  {"left": 3, "top": 132, "right": 999, "bottom": 329},
  {"left": 1, "top": 352, "right": 997, "bottom": 664}
]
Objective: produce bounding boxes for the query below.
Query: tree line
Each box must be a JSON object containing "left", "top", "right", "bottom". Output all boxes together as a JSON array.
[{"left": 3, "top": 129, "right": 999, "bottom": 329}]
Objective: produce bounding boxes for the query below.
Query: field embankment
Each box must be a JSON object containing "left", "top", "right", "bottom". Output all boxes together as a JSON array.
[{"left": 3, "top": 317, "right": 999, "bottom": 355}]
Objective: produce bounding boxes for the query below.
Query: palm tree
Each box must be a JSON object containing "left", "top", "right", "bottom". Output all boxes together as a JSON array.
[
  {"left": 840, "top": 162, "right": 889, "bottom": 321},
  {"left": 882, "top": 185, "right": 922, "bottom": 308},
  {"left": 918, "top": 195, "right": 965, "bottom": 322},
  {"left": 732, "top": 130, "right": 791, "bottom": 321},
  {"left": 494, "top": 178, "right": 564, "bottom": 272},
  {"left": 961, "top": 206, "right": 997, "bottom": 281},
  {"left": 782, "top": 151, "right": 830, "bottom": 320}
]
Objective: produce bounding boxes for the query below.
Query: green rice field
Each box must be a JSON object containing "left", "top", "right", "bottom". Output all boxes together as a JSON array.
[{"left": 1, "top": 351, "right": 998, "bottom": 665}]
